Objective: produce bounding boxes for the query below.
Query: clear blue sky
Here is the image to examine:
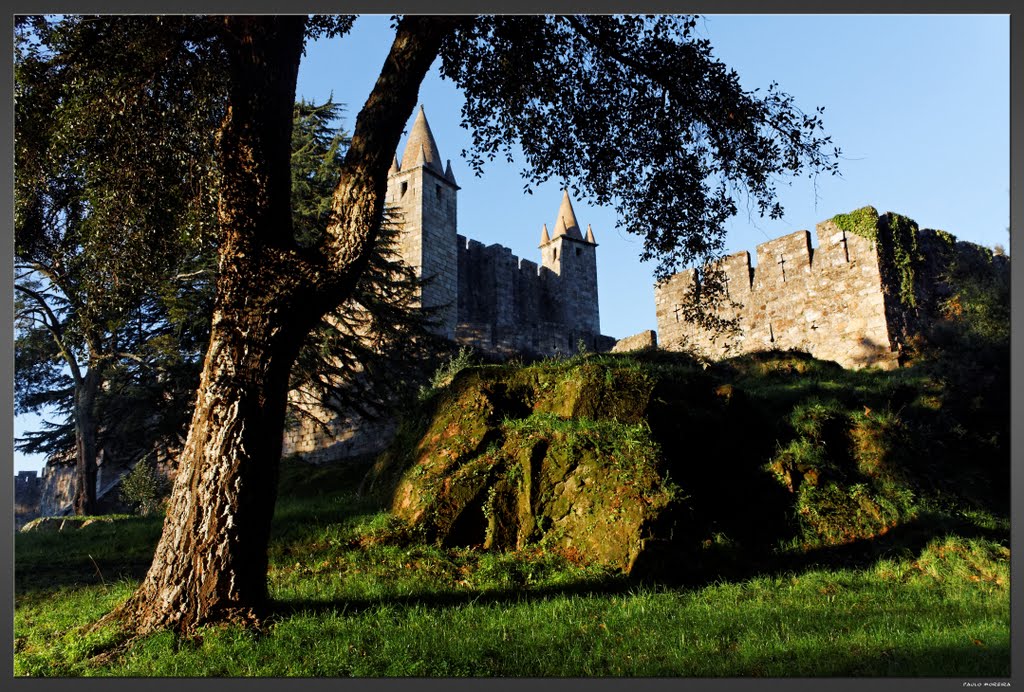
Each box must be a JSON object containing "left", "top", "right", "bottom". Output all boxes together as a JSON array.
[{"left": 13, "top": 13, "right": 1010, "bottom": 473}]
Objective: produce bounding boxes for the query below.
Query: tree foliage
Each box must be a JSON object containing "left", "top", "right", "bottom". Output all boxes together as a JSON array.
[
  {"left": 14, "top": 16, "right": 224, "bottom": 512},
  {"left": 119, "top": 455, "right": 172, "bottom": 516},
  {"left": 439, "top": 15, "right": 839, "bottom": 282},
  {"left": 15, "top": 18, "right": 435, "bottom": 512}
]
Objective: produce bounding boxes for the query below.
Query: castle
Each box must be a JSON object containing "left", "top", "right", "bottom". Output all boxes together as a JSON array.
[
  {"left": 280, "top": 112, "right": 1007, "bottom": 465},
  {"left": 386, "top": 106, "right": 613, "bottom": 357},
  {"left": 280, "top": 107, "right": 617, "bottom": 463},
  {"left": 655, "top": 208, "right": 1007, "bottom": 369}
]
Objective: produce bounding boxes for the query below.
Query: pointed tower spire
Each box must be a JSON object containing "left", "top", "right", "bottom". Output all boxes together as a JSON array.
[
  {"left": 551, "top": 189, "right": 583, "bottom": 240},
  {"left": 539, "top": 223, "right": 551, "bottom": 246},
  {"left": 585, "top": 223, "right": 596, "bottom": 244},
  {"left": 400, "top": 105, "right": 444, "bottom": 173},
  {"left": 388, "top": 154, "right": 400, "bottom": 176},
  {"left": 444, "top": 159, "right": 457, "bottom": 185}
]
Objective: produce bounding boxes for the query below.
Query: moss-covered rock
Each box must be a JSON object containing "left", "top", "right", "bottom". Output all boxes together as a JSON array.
[
  {"left": 364, "top": 358, "right": 696, "bottom": 572},
  {"left": 363, "top": 349, "right": 1007, "bottom": 574}
]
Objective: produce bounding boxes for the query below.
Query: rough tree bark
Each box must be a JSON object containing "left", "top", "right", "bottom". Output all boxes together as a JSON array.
[{"left": 110, "top": 15, "right": 459, "bottom": 635}]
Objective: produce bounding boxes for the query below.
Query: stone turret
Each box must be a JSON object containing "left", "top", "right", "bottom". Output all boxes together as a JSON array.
[
  {"left": 539, "top": 190, "right": 600, "bottom": 334},
  {"left": 386, "top": 106, "right": 460, "bottom": 339}
]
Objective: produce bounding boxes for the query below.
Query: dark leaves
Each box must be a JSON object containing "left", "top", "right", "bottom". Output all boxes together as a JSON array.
[{"left": 438, "top": 15, "right": 840, "bottom": 285}]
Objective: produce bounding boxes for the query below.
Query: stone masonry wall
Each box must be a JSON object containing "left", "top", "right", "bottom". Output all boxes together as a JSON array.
[
  {"left": 455, "top": 234, "right": 609, "bottom": 357},
  {"left": 37, "top": 464, "right": 77, "bottom": 517},
  {"left": 281, "top": 385, "right": 398, "bottom": 464},
  {"left": 656, "top": 218, "right": 898, "bottom": 370},
  {"left": 281, "top": 412, "right": 397, "bottom": 464},
  {"left": 655, "top": 209, "right": 1007, "bottom": 370}
]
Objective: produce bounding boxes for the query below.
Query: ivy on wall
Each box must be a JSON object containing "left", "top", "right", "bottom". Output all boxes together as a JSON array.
[
  {"left": 884, "top": 213, "right": 923, "bottom": 308},
  {"left": 831, "top": 206, "right": 922, "bottom": 308},
  {"left": 831, "top": 206, "right": 880, "bottom": 242}
]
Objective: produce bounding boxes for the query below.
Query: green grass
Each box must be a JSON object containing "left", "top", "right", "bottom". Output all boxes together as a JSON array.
[
  {"left": 14, "top": 459, "right": 1009, "bottom": 677},
  {"left": 14, "top": 351, "right": 1010, "bottom": 677}
]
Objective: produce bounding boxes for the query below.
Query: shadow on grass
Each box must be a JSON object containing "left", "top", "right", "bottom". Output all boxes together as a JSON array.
[
  {"left": 266, "top": 512, "right": 1008, "bottom": 624},
  {"left": 14, "top": 516, "right": 164, "bottom": 595},
  {"left": 634, "top": 513, "right": 1009, "bottom": 589},
  {"left": 723, "top": 642, "right": 1010, "bottom": 678},
  {"left": 268, "top": 573, "right": 635, "bottom": 621}
]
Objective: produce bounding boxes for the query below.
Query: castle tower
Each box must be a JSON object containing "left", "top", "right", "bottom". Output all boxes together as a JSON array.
[
  {"left": 385, "top": 106, "right": 460, "bottom": 339},
  {"left": 539, "top": 190, "right": 600, "bottom": 334}
]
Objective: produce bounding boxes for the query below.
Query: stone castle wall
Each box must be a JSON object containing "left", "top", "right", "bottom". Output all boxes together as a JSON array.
[
  {"left": 37, "top": 464, "right": 77, "bottom": 518},
  {"left": 15, "top": 471, "right": 42, "bottom": 529},
  {"left": 454, "top": 235, "right": 612, "bottom": 357},
  {"left": 657, "top": 220, "right": 898, "bottom": 370},
  {"left": 655, "top": 209, "right": 1005, "bottom": 370},
  {"left": 281, "top": 410, "right": 397, "bottom": 464},
  {"left": 282, "top": 228, "right": 616, "bottom": 464}
]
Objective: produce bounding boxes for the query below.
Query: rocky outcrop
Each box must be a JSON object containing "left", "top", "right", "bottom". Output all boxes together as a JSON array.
[{"left": 363, "top": 353, "right": 778, "bottom": 574}]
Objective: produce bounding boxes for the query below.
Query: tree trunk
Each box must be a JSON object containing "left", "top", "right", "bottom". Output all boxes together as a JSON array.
[
  {"left": 108, "top": 16, "right": 309, "bottom": 634},
  {"left": 109, "top": 14, "right": 461, "bottom": 636},
  {"left": 117, "top": 299, "right": 312, "bottom": 632},
  {"left": 72, "top": 366, "right": 101, "bottom": 515}
]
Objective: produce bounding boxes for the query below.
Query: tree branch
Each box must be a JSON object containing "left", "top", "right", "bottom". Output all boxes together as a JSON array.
[
  {"left": 171, "top": 268, "right": 213, "bottom": 282},
  {"left": 14, "top": 282, "right": 85, "bottom": 386},
  {"left": 321, "top": 16, "right": 465, "bottom": 277}
]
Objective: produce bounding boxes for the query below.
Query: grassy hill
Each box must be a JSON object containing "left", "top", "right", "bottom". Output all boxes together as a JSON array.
[{"left": 13, "top": 349, "right": 1010, "bottom": 677}]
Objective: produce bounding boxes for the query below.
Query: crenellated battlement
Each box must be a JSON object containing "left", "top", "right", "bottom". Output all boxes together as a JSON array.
[
  {"left": 454, "top": 231, "right": 609, "bottom": 356},
  {"left": 655, "top": 207, "right": 1004, "bottom": 370}
]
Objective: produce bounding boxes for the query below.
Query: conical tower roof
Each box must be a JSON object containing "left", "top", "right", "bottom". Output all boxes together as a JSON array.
[
  {"left": 400, "top": 105, "right": 444, "bottom": 174},
  {"left": 551, "top": 190, "right": 584, "bottom": 240},
  {"left": 539, "top": 223, "right": 551, "bottom": 246},
  {"left": 585, "top": 223, "right": 597, "bottom": 244}
]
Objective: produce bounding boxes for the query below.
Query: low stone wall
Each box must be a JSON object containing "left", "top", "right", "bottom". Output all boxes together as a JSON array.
[
  {"left": 282, "top": 411, "right": 397, "bottom": 464},
  {"left": 611, "top": 329, "right": 658, "bottom": 353}
]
